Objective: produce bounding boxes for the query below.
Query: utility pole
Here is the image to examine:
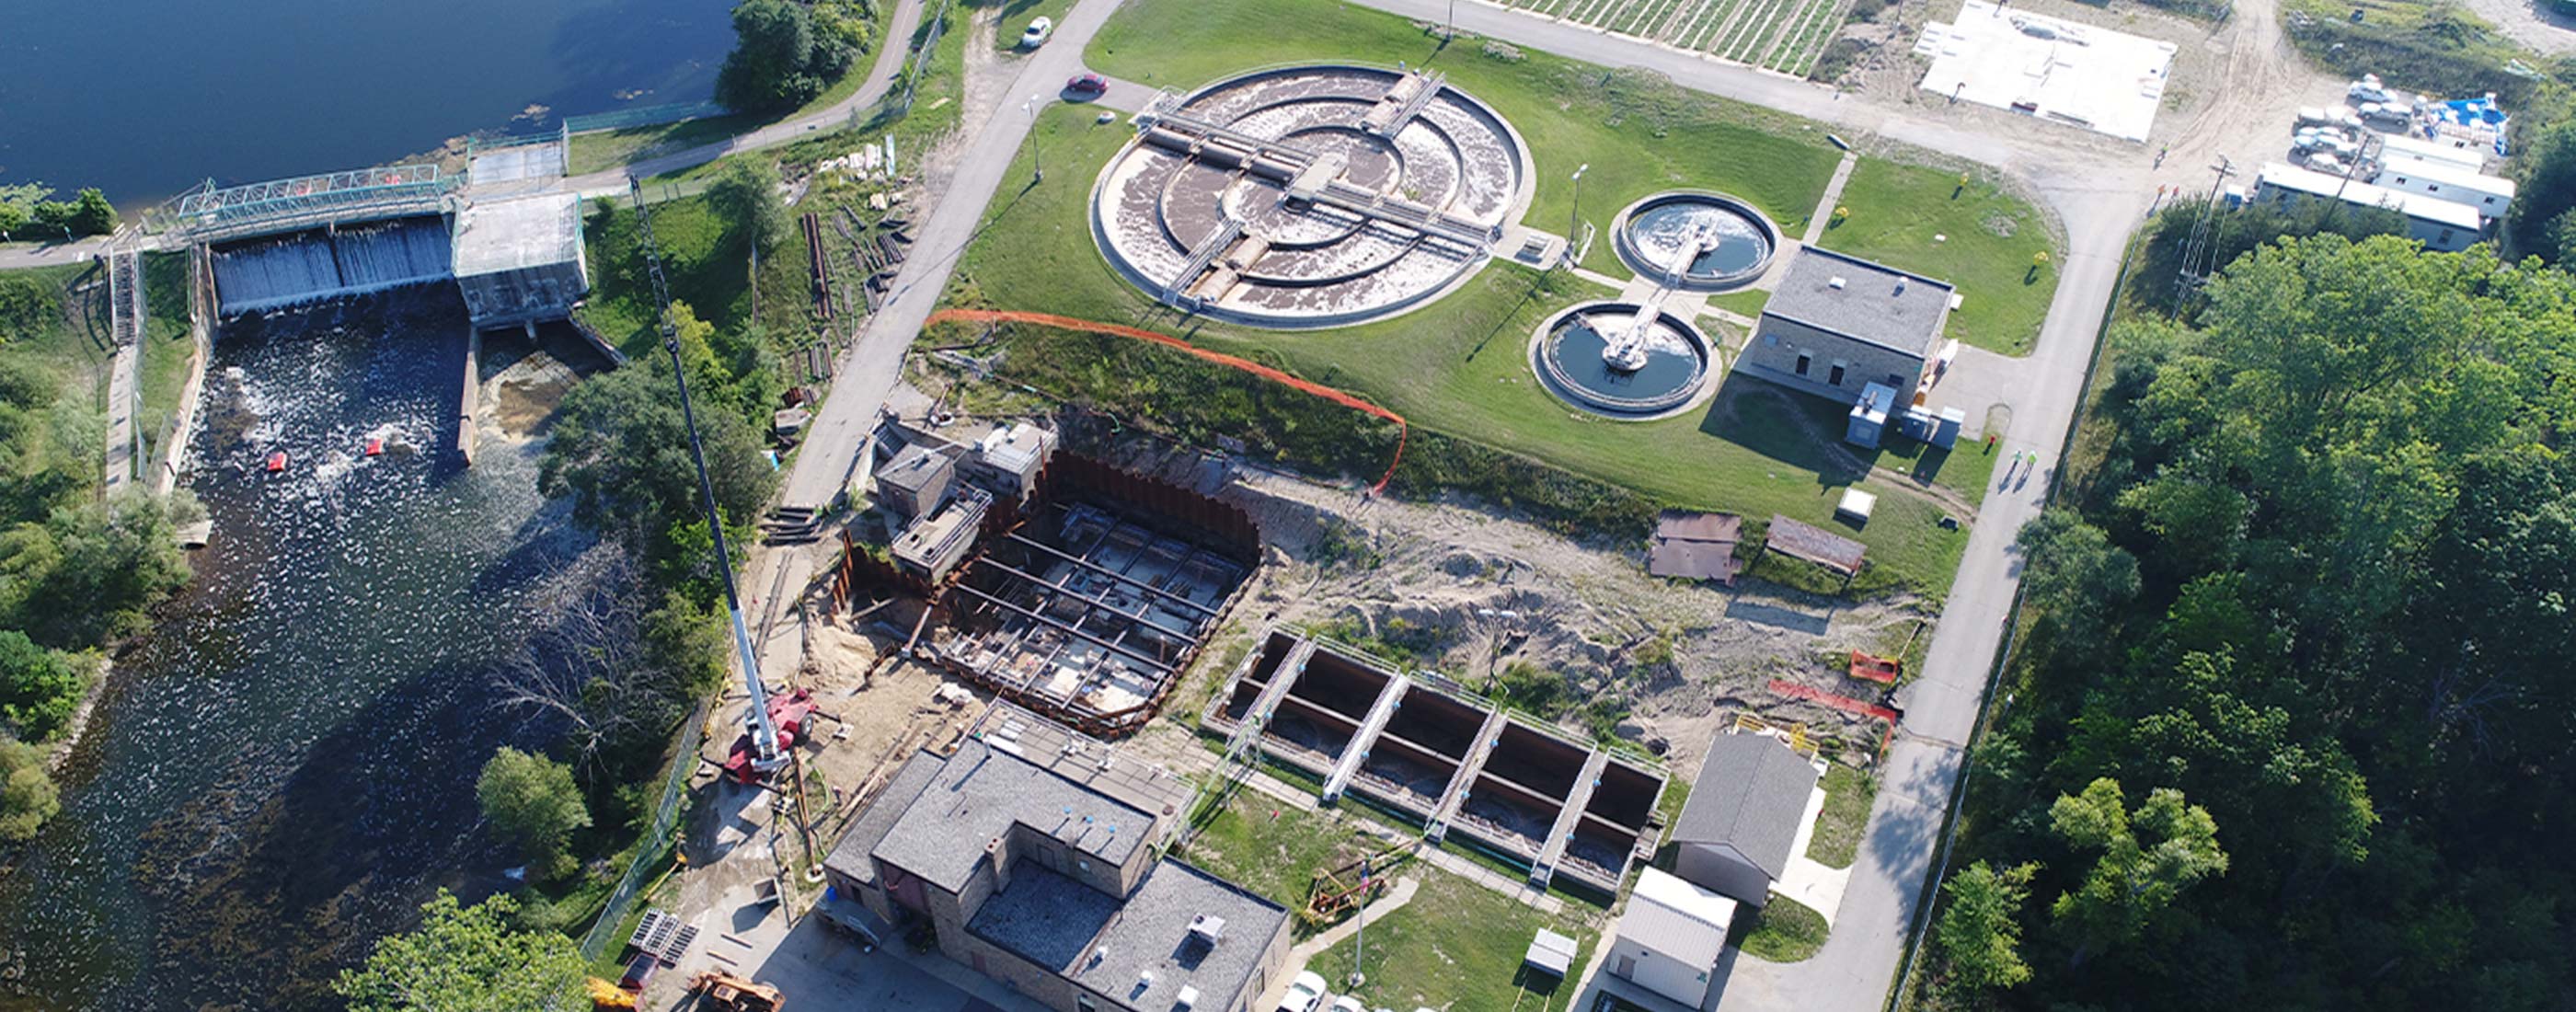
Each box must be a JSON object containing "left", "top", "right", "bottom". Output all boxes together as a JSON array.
[
  {"left": 1025, "top": 95, "right": 1047, "bottom": 182},
  {"left": 1349, "top": 855, "right": 1370, "bottom": 991},
  {"left": 1446, "top": 0, "right": 1457, "bottom": 39}
]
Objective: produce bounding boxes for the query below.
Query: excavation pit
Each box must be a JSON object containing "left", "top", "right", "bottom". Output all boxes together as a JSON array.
[{"left": 1093, "top": 64, "right": 1534, "bottom": 328}]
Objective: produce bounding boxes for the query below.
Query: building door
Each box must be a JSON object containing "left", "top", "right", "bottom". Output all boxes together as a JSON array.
[
  {"left": 1795, "top": 352, "right": 1811, "bottom": 376},
  {"left": 1616, "top": 954, "right": 1636, "bottom": 978},
  {"left": 1829, "top": 362, "right": 1846, "bottom": 386}
]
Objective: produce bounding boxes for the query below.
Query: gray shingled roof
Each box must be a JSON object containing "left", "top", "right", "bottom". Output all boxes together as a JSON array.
[
  {"left": 869, "top": 738, "right": 1154, "bottom": 892},
  {"left": 1063, "top": 858, "right": 1288, "bottom": 1012},
  {"left": 824, "top": 751, "right": 949, "bottom": 887},
  {"left": 1759, "top": 247, "right": 1955, "bottom": 358},
  {"left": 1673, "top": 733, "right": 1823, "bottom": 880}
]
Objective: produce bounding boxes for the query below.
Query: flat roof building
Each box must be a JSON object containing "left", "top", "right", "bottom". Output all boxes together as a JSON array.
[
  {"left": 451, "top": 191, "right": 588, "bottom": 329},
  {"left": 825, "top": 710, "right": 1293, "bottom": 1012},
  {"left": 2373, "top": 152, "right": 2515, "bottom": 218},
  {"left": 2253, "top": 162, "right": 2483, "bottom": 252},
  {"left": 1742, "top": 247, "right": 1955, "bottom": 407}
]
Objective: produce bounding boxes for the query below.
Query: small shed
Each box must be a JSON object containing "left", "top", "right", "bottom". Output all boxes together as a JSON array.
[
  {"left": 1670, "top": 731, "right": 1824, "bottom": 904},
  {"left": 1765, "top": 515, "right": 1867, "bottom": 579},
  {"left": 1608, "top": 868, "right": 1738, "bottom": 1008},
  {"left": 1649, "top": 510, "right": 1742, "bottom": 585},
  {"left": 1524, "top": 927, "right": 1581, "bottom": 980}
]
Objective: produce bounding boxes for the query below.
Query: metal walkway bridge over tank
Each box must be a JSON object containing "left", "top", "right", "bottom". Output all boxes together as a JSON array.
[{"left": 168, "top": 164, "right": 457, "bottom": 244}]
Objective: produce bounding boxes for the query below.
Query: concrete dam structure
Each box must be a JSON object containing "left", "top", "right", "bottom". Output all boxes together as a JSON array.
[{"left": 179, "top": 138, "right": 590, "bottom": 330}]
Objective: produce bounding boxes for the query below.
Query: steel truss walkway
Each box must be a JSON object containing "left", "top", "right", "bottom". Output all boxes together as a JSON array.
[{"left": 168, "top": 164, "right": 456, "bottom": 244}]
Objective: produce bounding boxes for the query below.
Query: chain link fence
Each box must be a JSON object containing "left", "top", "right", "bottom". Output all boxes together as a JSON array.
[
  {"left": 565, "top": 100, "right": 730, "bottom": 135},
  {"left": 579, "top": 702, "right": 708, "bottom": 960}
]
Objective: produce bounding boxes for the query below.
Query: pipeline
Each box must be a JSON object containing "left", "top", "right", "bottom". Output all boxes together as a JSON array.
[{"left": 926, "top": 308, "right": 1407, "bottom": 493}]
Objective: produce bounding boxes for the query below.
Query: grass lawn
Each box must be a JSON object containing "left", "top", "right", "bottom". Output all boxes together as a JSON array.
[
  {"left": 1706, "top": 287, "right": 1773, "bottom": 320},
  {"left": 568, "top": 116, "right": 751, "bottom": 177},
  {"left": 1174, "top": 788, "right": 1364, "bottom": 909},
  {"left": 1805, "top": 763, "right": 1875, "bottom": 868},
  {"left": 1733, "top": 893, "right": 1830, "bottom": 961},
  {"left": 1087, "top": 0, "right": 1845, "bottom": 254},
  {"left": 1814, "top": 160, "right": 2058, "bottom": 355},
  {"left": 956, "top": 99, "right": 1980, "bottom": 593},
  {"left": 983, "top": 0, "right": 1075, "bottom": 50},
  {"left": 1306, "top": 870, "right": 1595, "bottom": 1012},
  {"left": 134, "top": 252, "right": 199, "bottom": 460}
]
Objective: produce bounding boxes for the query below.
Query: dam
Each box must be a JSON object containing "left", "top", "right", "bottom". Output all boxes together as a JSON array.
[{"left": 178, "top": 136, "right": 592, "bottom": 330}]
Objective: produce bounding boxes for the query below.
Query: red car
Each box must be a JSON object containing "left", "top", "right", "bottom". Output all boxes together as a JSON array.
[{"left": 1066, "top": 73, "right": 1110, "bottom": 96}]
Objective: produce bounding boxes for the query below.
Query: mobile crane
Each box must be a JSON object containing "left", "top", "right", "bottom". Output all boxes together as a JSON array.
[{"left": 627, "top": 178, "right": 816, "bottom": 783}]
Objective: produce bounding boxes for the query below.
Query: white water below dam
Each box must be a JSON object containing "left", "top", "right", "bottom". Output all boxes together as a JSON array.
[{"left": 213, "top": 217, "right": 455, "bottom": 316}]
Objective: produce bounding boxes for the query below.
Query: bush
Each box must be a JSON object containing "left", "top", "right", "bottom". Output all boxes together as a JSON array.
[
  {"left": 0, "top": 631, "right": 86, "bottom": 741},
  {"left": 0, "top": 736, "right": 56, "bottom": 842},
  {"left": 475, "top": 747, "right": 592, "bottom": 880},
  {"left": 1810, "top": 38, "right": 1872, "bottom": 83},
  {"left": 715, "top": 0, "right": 860, "bottom": 114}
]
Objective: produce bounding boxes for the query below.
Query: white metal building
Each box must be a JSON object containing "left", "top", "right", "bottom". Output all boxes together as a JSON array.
[
  {"left": 2373, "top": 152, "right": 2515, "bottom": 219},
  {"left": 2378, "top": 132, "right": 2490, "bottom": 174},
  {"left": 1609, "top": 868, "right": 1739, "bottom": 1009},
  {"left": 2252, "top": 163, "right": 2484, "bottom": 252}
]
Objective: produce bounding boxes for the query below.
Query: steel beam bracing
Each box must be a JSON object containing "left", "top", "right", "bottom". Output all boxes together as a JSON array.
[
  {"left": 1002, "top": 532, "right": 1222, "bottom": 617},
  {"left": 948, "top": 581, "right": 1179, "bottom": 674},
  {"left": 975, "top": 558, "right": 1202, "bottom": 644}
]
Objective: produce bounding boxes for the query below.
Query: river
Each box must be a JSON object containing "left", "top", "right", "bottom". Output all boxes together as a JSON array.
[
  {"left": 0, "top": 0, "right": 732, "bottom": 205},
  {"left": 0, "top": 290, "right": 601, "bottom": 1010}
]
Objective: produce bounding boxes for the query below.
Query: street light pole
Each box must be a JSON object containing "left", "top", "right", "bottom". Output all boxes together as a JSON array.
[
  {"left": 1568, "top": 163, "right": 1590, "bottom": 268},
  {"left": 1026, "top": 94, "right": 1047, "bottom": 182},
  {"left": 1446, "top": 0, "right": 1457, "bottom": 38}
]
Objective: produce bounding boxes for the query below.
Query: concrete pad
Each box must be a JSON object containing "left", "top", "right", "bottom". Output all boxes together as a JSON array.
[
  {"left": 1915, "top": 0, "right": 2178, "bottom": 143},
  {"left": 1774, "top": 779, "right": 1851, "bottom": 925}
]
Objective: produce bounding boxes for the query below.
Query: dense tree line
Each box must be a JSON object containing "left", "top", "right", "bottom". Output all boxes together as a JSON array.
[
  {"left": 1923, "top": 236, "right": 2576, "bottom": 1009},
  {"left": 0, "top": 184, "right": 118, "bottom": 241},
  {"left": 714, "top": 0, "right": 870, "bottom": 114}
]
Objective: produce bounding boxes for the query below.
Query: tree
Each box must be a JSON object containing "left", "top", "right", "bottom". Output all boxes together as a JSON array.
[
  {"left": 2012, "top": 509, "right": 2139, "bottom": 647},
  {"left": 0, "top": 493, "right": 191, "bottom": 648},
  {"left": 334, "top": 891, "right": 588, "bottom": 1012},
  {"left": 0, "top": 735, "right": 58, "bottom": 842},
  {"left": 64, "top": 189, "right": 117, "bottom": 236},
  {"left": 475, "top": 747, "right": 591, "bottom": 879},
  {"left": 0, "top": 631, "right": 86, "bottom": 741},
  {"left": 2047, "top": 778, "right": 2227, "bottom": 962},
  {"left": 714, "top": 0, "right": 857, "bottom": 113},
  {"left": 539, "top": 354, "right": 775, "bottom": 564},
  {"left": 1936, "top": 860, "right": 2039, "bottom": 993},
  {"left": 707, "top": 157, "right": 789, "bottom": 254}
]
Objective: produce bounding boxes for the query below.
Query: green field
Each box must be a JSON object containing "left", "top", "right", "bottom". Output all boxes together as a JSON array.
[
  {"left": 1734, "top": 893, "right": 1829, "bottom": 960},
  {"left": 1814, "top": 161, "right": 2057, "bottom": 355},
  {"left": 1175, "top": 789, "right": 1367, "bottom": 909},
  {"left": 1805, "top": 762, "right": 1874, "bottom": 868},
  {"left": 567, "top": 117, "right": 750, "bottom": 177},
  {"left": 952, "top": 100, "right": 1984, "bottom": 592},
  {"left": 1305, "top": 871, "right": 1595, "bottom": 1011}
]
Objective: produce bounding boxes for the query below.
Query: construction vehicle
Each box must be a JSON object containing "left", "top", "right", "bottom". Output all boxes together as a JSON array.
[
  {"left": 689, "top": 971, "right": 786, "bottom": 1012},
  {"left": 628, "top": 178, "right": 792, "bottom": 785}
]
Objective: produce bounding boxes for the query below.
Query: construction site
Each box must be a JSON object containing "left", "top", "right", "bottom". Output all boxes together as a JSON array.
[{"left": 1205, "top": 629, "right": 1670, "bottom": 896}]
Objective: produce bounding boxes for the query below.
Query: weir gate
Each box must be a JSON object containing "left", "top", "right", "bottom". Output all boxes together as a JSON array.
[{"left": 172, "top": 135, "right": 591, "bottom": 330}]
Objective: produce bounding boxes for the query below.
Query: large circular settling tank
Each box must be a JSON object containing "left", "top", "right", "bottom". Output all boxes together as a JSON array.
[
  {"left": 1092, "top": 65, "right": 1533, "bottom": 328},
  {"left": 1612, "top": 191, "right": 1779, "bottom": 291},
  {"left": 1531, "top": 302, "right": 1715, "bottom": 419}
]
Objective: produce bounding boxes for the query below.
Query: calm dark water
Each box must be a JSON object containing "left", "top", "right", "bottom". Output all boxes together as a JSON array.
[
  {"left": 0, "top": 0, "right": 730, "bottom": 204},
  {"left": 0, "top": 291, "right": 592, "bottom": 1011},
  {"left": 1547, "top": 313, "right": 1705, "bottom": 406},
  {"left": 1627, "top": 200, "right": 1772, "bottom": 280}
]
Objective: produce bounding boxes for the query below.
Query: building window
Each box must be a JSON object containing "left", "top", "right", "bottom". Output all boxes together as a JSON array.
[
  {"left": 1888, "top": 373, "right": 1904, "bottom": 387},
  {"left": 2438, "top": 230, "right": 2455, "bottom": 245},
  {"left": 1795, "top": 353, "right": 1811, "bottom": 376},
  {"left": 1078, "top": 995, "right": 1099, "bottom": 1012},
  {"left": 2428, "top": 184, "right": 2441, "bottom": 192},
  {"left": 2485, "top": 196, "right": 2497, "bottom": 204},
  {"left": 1828, "top": 362, "right": 1846, "bottom": 386}
]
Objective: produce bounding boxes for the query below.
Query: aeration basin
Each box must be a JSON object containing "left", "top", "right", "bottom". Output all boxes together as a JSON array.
[
  {"left": 1612, "top": 191, "right": 1778, "bottom": 291},
  {"left": 1531, "top": 301, "right": 1714, "bottom": 419}
]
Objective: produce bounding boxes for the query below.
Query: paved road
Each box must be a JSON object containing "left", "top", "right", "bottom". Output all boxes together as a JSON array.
[{"left": 1316, "top": 3, "right": 2156, "bottom": 1010}]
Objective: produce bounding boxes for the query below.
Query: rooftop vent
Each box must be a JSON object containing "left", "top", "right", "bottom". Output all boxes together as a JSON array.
[
  {"left": 1894, "top": 277, "right": 1908, "bottom": 294},
  {"left": 1092, "top": 947, "right": 1109, "bottom": 967},
  {"left": 1137, "top": 970, "right": 1156, "bottom": 991},
  {"left": 1828, "top": 275, "right": 1847, "bottom": 289},
  {"left": 1177, "top": 984, "right": 1202, "bottom": 1008},
  {"left": 1189, "top": 914, "right": 1228, "bottom": 944}
]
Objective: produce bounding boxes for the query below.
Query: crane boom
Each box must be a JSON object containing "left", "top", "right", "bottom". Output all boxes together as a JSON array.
[{"left": 627, "top": 178, "right": 783, "bottom": 773}]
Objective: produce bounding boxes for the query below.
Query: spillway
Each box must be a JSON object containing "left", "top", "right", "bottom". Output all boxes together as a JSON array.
[{"left": 210, "top": 216, "right": 455, "bottom": 315}]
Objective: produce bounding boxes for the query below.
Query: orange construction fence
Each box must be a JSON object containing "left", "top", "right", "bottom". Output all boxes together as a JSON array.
[{"left": 926, "top": 308, "right": 1408, "bottom": 493}]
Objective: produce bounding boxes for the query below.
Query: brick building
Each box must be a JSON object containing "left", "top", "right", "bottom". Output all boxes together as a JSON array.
[
  {"left": 824, "top": 717, "right": 1292, "bottom": 1012},
  {"left": 1738, "top": 247, "right": 1955, "bottom": 405}
]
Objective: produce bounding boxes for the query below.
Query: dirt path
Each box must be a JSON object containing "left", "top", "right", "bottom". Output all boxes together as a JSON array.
[{"left": 2458, "top": 0, "right": 2576, "bottom": 53}]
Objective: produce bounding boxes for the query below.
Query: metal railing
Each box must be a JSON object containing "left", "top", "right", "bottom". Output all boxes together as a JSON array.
[
  {"left": 579, "top": 702, "right": 707, "bottom": 960},
  {"left": 565, "top": 101, "right": 729, "bottom": 134}
]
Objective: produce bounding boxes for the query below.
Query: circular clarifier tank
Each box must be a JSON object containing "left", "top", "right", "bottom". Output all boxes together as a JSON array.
[
  {"left": 1612, "top": 191, "right": 1779, "bottom": 291},
  {"left": 1530, "top": 302, "right": 1716, "bottom": 420}
]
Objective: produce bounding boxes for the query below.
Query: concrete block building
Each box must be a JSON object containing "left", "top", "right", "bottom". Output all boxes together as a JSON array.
[
  {"left": 879, "top": 443, "right": 957, "bottom": 521},
  {"left": 1608, "top": 868, "right": 1739, "bottom": 1009},
  {"left": 1741, "top": 247, "right": 1954, "bottom": 406},
  {"left": 1670, "top": 731, "right": 1824, "bottom": 905},
  {"left": 825, "top": 717, "right": 1292, "bottom": 1012},
  {"left": 450, "top": 191, "right": 589, "bottom": 329}
]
